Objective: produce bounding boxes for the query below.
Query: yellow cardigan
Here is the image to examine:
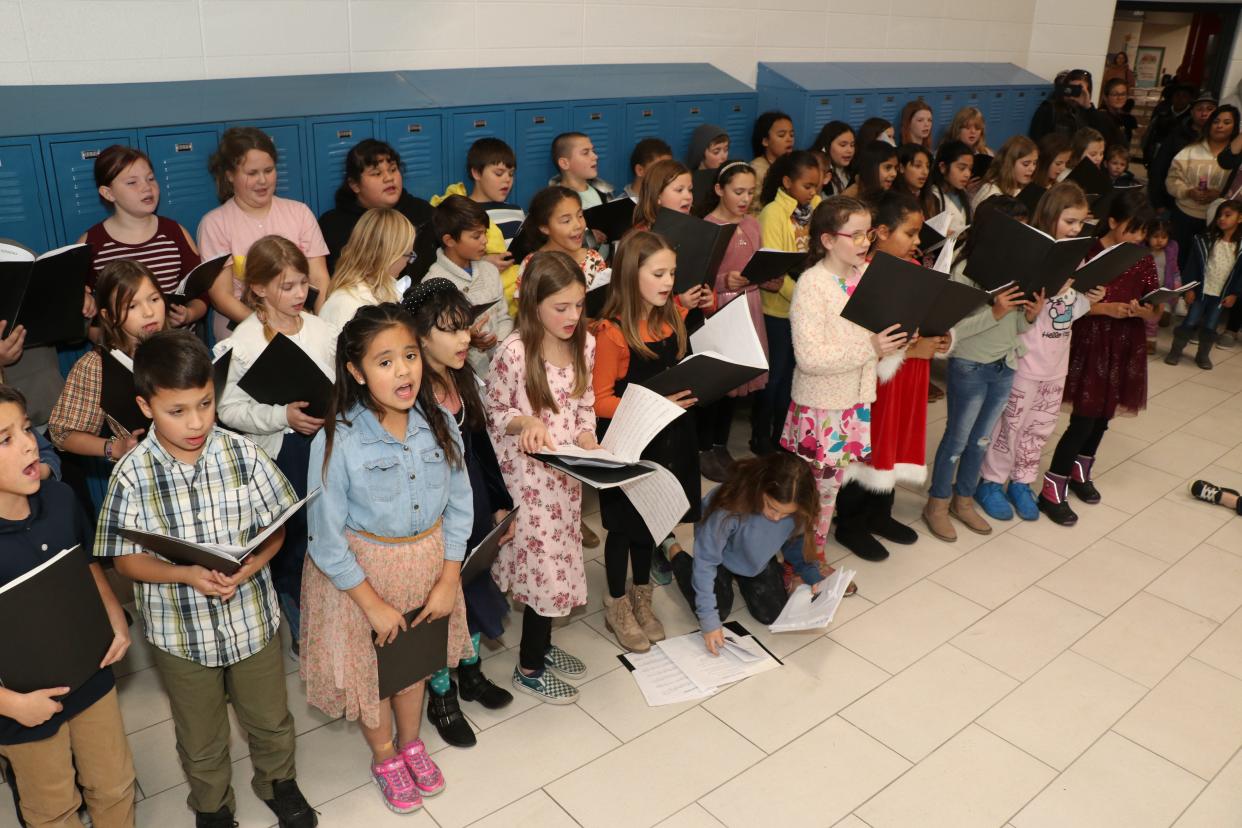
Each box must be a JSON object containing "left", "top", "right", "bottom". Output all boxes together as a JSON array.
[
  {"left": 431, "top": 182, "right": 521, "bottom": 317},
  {"left": 758, "top": 188, "right": 821, "bottom": 319}
]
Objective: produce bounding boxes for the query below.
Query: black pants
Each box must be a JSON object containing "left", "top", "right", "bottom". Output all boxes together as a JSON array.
[
  {"left": 1049, "top": 414, "right": 1110, "bottom": 477},
  {"left": 671, "top": 552, "right": 788, "bottom": 626},
  {"left": 752, "top": 316, "right": 793, "bottom": 449},
  {"left": 1227, "top": 300, "right": 1242, "bottom": 334},
  {"left": 1170, "top": 208, "right": 1205, "bottom": 271},
  {"left": 519, "top": 606, "right": 552, "bottom": 672},
  {"left": 605, "top": 530, "right": 652, "bottom": 599},
  {"left": 697, "top": 397, "right": 735, "bottom": 451}
]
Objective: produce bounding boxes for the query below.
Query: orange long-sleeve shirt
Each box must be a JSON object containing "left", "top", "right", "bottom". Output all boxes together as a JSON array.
[{"left": 592, "top": 308, "right": 688, "bottom": 419}]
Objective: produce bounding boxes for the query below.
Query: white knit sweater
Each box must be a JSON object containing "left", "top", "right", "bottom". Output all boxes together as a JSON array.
[{"left": 789, "top": 260, "right": 879, "bottom": 410}]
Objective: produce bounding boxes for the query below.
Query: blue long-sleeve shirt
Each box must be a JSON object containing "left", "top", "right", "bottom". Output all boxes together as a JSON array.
[
  {"left": 307, "top": 403, "right": 473, "bottom": 591},
  {"left": 691, "top": 488, "right": 821, "bottom": 631},
  {"left": 36, "top": 430, "right": 60, "bottom": 480}
]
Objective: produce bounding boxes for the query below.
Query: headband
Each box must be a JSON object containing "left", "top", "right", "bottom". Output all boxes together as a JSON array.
[
  {"left": 401, "top": 277, "right": 460, "bottom": 315},
  {"left": 716, "top": 160, "right": 754, "bottom": 181}
]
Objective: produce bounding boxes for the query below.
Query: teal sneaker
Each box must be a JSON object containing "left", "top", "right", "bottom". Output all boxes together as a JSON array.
[
  {"left": 1007, "top": 481, "right": 1040, "bottom": 521},
  {"left": 511, "top": 666, "right": 579, "bottom": 705},
  {"left": 974, "top": 480, "right": 1013, "bottom": 521},
  {"left": 543, "top": 645, "right": 587, "bottom": 679}
]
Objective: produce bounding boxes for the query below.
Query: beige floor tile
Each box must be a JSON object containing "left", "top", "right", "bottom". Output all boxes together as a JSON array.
[
  {"left": 574, "top": 659, "right": 705, "bottom": 743},
  {"left": 829, "top": 580, "right": 987, "bottom": 673},
  {"left": 1072, "top": 592, "right": 1217, "bottom": 687},
  {"left": 1133, "top": 432, "right": 1232, "bottom": 479},
  {"left": 1183, "top": 358, "right": 1242, "bottom": 393},
  {"left": 656, "top": 804, "right": 725, "bottom": 827},
  {"left": 470, "top": 790, "right": 579, "bottom": 827},
  {"left": 978, "top": 651, "right": 1147, "bottom": 770},
  {"left": 425, "top": 705, "right": 618, "bottom": 827},
  {"left": 840, "top": 645, "right": 1016, "bottom": 762},
  {"left": 1107, "top": 497, "right": 1232, "bottom": 564},
  {"left": 1194, "top": 607, "right": 1242, "bottom": 680},
  {"left": 1149, "top": 382, "right": 1234, "bottom": 416},
  {"left": 115, "top": 667, "right": 172, "bottom": 735},
  {"left": 1012, "top": 732, "right": 1204, "bottom": 828},
  {"left": 546, "top": 708, "right": 762, "bottom": 828},
  {"left": 1090, "top": 430, "right": 1153, "bottom": 474},
  {"left": 1182, "top": 403, "right": 1242, "bottom": 447},
  {"left": 928, "top": 532, "right": 1065, "bottom": 609},
  {"left": 856, "top": 725, "right": 1056, "bottom": 828},
  {"left": 1108, "top": 402, "right": 1183, "bottom": 442},
  {"left": 1214, "top": 444, "right": 1242, "bottom": 474},
  {"left": 703, "top": 637, "right": 888, "bottom": 753},
  {"left": 1175, "top": 748, "right": 1242, "bottom": 827},
  {"left": 312, "top": 781, "right": 440, "bottom": 827},
  {"left": 835, "top": 531, "right": 966, "bottom": 604},
  {"left": 953, "top": 586, "right": 1101, "bottom": 680},
  {"left": 832, "top": 817, "right": 871, "bottom": 828},
  {"left": 700, "top": 717, "right": 909, "bottom": 828},
  {"left": 1115, "top": 658, "right": 1242, "bottom": 779},
  {"left": 1091, "top": 459, "right": 1185, "bottom": 515},
  {"left": 1037, "top": 538, "right": 1168, "bottom": 615},
  {"left": 127, "top": 719, "right": 185, "bottom": 798},
  {"left": 1147, "top": 544, "right": 1242, "bottom": 622},
  {"left": 1008, "top": 501, "right": 1129, "bottom": 558},
  {"left": 1206, "top": 514, "right": 1242, "bottom": 557}
]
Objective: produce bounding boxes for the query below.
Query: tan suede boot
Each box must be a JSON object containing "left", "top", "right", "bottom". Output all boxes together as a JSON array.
[
  {"left": 950, "top": 495, "right": 993, "bottom": 535},
  {"left": 628, "top": 583, "right": 666, "bottom": 642},
  {"left": 922, "top": 496, "right": 956, "bottom": 542},
  {"left": 605, "top": 594, "right": 650, "bottom": 652}
]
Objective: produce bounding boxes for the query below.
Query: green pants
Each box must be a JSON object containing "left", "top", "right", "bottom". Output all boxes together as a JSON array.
[{"left": 150, "top": 636, "right": 295, "bottom": 814}]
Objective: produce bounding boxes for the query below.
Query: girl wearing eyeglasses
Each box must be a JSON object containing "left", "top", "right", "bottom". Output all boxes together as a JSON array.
[{"left": 780, "top": 195, "right": 907, "bottom": 594}]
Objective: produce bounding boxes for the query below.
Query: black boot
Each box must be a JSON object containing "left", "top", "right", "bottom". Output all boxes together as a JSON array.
[
  {"left": 1165, "top": 328, "right": 1191, "bottom": 365},
  {"left": 262, "top": 779, "right": 317, "bottom": 828},
  {"left": 833, "top": 481, "right": 889, "bottom": 561},
  {"left": 1196, "top": 330, "right": 1216, "bottom": 369},
  {"left": 866, "top": 489, "right": 918, "bottom": 545},
  {"left": 427, "top": 680, "right": 477, "bottom": 748},
  {"left": 196, "top": 807, "right": 238, "bottom": 828},
  {"left": 458, "top": 659, "right": 513, "bottom": 709}
]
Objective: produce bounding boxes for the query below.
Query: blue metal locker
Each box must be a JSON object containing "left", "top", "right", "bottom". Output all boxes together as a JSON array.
[
  {"left": 381, "top": 112, "right": 444, "bottom": 201},
  {"left": 872, "top": 92, "right": 903, "bottom": 124},
  {"left": 514, "top": 106, "right": 567, "bottom": 208},
  {"left": 140, "top": 126, "right": 222, "bottom": 238},
  {"left": 310, "top": 116, "right": 377, "bottom": 215},
  {"left": 0, "top": 138, "right": 53, "bottom": 253},
  {"left": 932, "top": 90, "right": 962, "bottom": 139},
  {"left": 625, "top": 101, "right": 672, "bottom": 152},
  {"left": 449, "top": 110, "right": 511, "bottom": 190},
  {"left": 806, "top": 93, "right": 841, "bottom": 137},
  {"left": 674, "top": 98, "right": 720, "bottom": 162},
  {"left": 720, "top": 96, "right": 755, "bottom": 159},
  {"left": 573, "top": 104, "right": 623, "bottom": 191},
  {"left": 229, "top": 120, "right": 310, "bottom": 209},
  {"left": 43, "top": 130, "right": 138, "bottom": 245},
  {"left": 986, "top": 88, "right": 1011, "bottom": 144}
]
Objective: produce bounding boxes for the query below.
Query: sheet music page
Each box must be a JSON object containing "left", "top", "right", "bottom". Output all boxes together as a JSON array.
[
  {"left": 619, "top": 462, "right": 690, "bottom": 544},
  {"left": 655, "top": 631, "right": 779, "bottom": 691},
  {"left": 600, "top": 385, "right": 686, "bottom": 462},
  {"left": 932, "top": 234, "right": 955, "bottom": 274},
  {"left": 589, "top": 268, "right": 612, "bottom": 291},
  {"left": 626, "top": 649, "right": 716, "bottom": 706},
  {"left": 543, "top": 445, "right": 630, "bottom": 468},
  {"left": 925, "top": 210, "right": 952, "bottom": 237},
  {"left": 690, "top": 294, "right": 768, "bottom": 369}
]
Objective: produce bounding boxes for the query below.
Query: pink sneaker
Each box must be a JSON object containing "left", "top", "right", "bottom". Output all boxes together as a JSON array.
[
  {"left": 371, "top": 755, "right": 422, "bottom": 814},
  {"left": 398, "top": 738, "right": 446, "bottom": 797}
]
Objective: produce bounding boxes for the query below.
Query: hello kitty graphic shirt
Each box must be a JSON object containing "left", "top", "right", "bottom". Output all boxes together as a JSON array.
[{"left": 1015, "top": 288, "right": 1091, "bottom": 381}]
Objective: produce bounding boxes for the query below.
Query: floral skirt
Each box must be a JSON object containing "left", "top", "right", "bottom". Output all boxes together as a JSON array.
[
  {"left": 300, "top": 523, "right": 473, "bottom": 729},
  {"left": 779, "top": 401, "right": 872, "bottom": 477}
]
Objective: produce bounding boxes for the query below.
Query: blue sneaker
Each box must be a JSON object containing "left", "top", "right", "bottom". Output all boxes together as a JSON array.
[
  {"left": 974, "top": 481, "right": 1013, "bottom": 521},
  {"left": 1007, "top": 481, "right": 1040, "bottom": 521}
]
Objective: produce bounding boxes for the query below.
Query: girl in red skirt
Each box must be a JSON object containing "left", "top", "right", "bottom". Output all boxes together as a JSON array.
[{"left": 834, "top": 190, "right": 950, "bottom": 561}]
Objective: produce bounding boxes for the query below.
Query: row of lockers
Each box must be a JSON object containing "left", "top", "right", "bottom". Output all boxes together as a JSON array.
[{"left": 0, "top": 62, "right": 1050, "bottom": 253}]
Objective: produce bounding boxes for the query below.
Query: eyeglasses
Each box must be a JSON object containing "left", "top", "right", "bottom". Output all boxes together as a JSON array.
[
  {"left": 405, "top": 250, "right": 418, "bottom": 264},
  {"left": 834, "top": 229, "right": 877, "bottom": 245}
]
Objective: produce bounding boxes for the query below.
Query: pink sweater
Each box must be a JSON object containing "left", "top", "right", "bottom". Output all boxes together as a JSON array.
[{"left": 1016, "top": 289, "right": 1091, "bottom": 381}]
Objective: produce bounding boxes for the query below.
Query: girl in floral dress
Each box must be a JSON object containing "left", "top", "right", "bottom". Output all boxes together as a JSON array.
[
  {"left": 781, "top": 196, "right": 908, "bottom": 591},
  {"left": 486, "top": 251, "right": 599, "bottom": 705}
]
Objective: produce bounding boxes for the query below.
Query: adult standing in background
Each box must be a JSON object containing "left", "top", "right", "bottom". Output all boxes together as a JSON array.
[
  {"left": 1150, "top": 91, "right": 1218, "bottom": 215},
  {"left": 1100, "top": 52, "right": 1135, "bottom": 100},
  {"left": 1165, "top": 104, "right": 1239, "bottom": 269}
]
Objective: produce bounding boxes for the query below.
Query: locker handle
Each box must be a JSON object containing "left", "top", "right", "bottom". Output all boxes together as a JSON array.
[
  {"left": 944, "top": 94, "right": 952, "bottom": 101},
  {"left": 474, "top": 119, "right": 487, "bottom": 129},
  {"left": 589, "top": 112, "right": 602, "bottom": 121},
  {"left": 174, "top": 142, "right": 193, "bottom": 153},
  {"left": 407, "top": 124, "right": 422, "bottom": 134},
  {"left": 885, "top": 95, "right": 895, "bottom": 102},
  {"left": 731, "top": 104, "right": 742, "bottom": 112},
  {"left": 995, "top": 91, "right": 1003, "bottom": 98},
  {"left": 853, "top": 97, "right": 864, "bottom": 104},
  {"left": 337, "top": 129, "right": 352, "bottom": 139},
  {"left": 533, "top": 115, "right": 546, "bottom": 124},
  {"left": 689, "top": 106, "right": 700, "bottom": 115},
  {"left": 819, "top": 98, "right": 830, "bottom": 105},
  {"left": 642, "top": 109, "right": 653, "bottom": 118},
  {"left": 80, "top": 149, "right": 101, "bottom": 160}
]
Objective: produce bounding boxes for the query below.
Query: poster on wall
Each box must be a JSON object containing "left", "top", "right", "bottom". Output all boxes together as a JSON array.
[{"left": 1135, "top": 45, "right": 1165, "bottom": 88}]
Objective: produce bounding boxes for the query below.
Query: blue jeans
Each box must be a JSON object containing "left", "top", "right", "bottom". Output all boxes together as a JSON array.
[
  {"left": 1178, "top": 294, "right": 1224, "bottom": 333},
  {"left": 929, "top": 357, "right": 1016, "bottom": 499}
]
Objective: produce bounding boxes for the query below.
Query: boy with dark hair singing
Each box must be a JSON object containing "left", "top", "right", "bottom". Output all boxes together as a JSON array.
[{"left": 94, "top": 330, "right": 316, "bottom": 828}]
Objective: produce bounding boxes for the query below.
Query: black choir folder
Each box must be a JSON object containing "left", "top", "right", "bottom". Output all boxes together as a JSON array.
[
  {"left": 651, "top": 207, "right": 736, "bottom": 293},
  {"left": 0, "top": 545, "right": 112, "bottom": 694},
  {"left": 101, "top": 348, "right": 232, "bottom": 437},
  {"left": 1069, "top": 242, "right": 1150, "bottom": 294},
  {"left": 117, "top": 490, "right": 319, "bottom": 575},
  {"left": 741, "top": 249, "right": 807, "bottom": 285},
  {"left": 461, "top": 508, "right": 519, "bottom": 584},
  {"left": 166, "top": 254, "right": 229, "bottom": 306},
  {"left": 1142, "top": 281, "right": 1199, "bottom": 306},
  {"left": 374, "top": 609, "right": 449, "bottom": 700},
  {"left": 585, "top": 197, "right": 637, "bottom": 242},
  {"left": 965, "top": 213, "right": 1095, "bottom": 298},
  {"left": 841, "top": 252, "right": 990, "bottom": 338},
  {"left": 0, "top": 242, "right": 92, "bottom": 347},
  {"left": 236, "top": 332, "right": 334, "bottom": 419}
]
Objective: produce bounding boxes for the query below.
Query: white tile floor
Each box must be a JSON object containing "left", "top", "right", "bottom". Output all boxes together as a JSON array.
[{"left": 5, "top": 329, "right": 1242, "bottom": 827}]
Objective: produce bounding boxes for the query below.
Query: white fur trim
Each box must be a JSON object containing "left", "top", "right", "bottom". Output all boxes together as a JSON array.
[
  {"left": 875, "top": 351, "right": 906, "bottom": 383},
  {"left": 841, "top": 462, "right": 927, "bottom": 493}
]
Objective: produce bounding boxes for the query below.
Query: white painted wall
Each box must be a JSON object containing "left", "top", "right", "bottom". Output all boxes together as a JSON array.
[{"left": 0, "top": 0, "right": 1116, "bottom": 89}]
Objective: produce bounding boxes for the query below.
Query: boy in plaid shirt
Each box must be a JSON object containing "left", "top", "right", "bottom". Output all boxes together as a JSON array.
[{"left": 94, "top": 330, "right": 316, "bottom": 828}]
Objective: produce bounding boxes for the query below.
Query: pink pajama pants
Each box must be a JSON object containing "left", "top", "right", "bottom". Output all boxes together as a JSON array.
[{"left": 980, "top": 374, "right": 1065, "bottom": 485}]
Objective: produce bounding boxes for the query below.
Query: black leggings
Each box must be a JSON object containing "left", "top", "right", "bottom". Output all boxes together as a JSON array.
[
  {"left": 519, "top": 606, "right": 552, "bottom": 672},
  {"left": 1049, "top": 414, "right": 1110, "bottom": 477},
  {"left": 1228, "top": 300, "right": 1242, "bottom": 334},
  {"left": 697, "top": 397, "right": 736, "bottom": 451},
  {"left": 671, "top": 552, "right": 788, "bottom": 626},
  {"left": 605, "top": 530, "right": 652, "bottom": 599}
]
